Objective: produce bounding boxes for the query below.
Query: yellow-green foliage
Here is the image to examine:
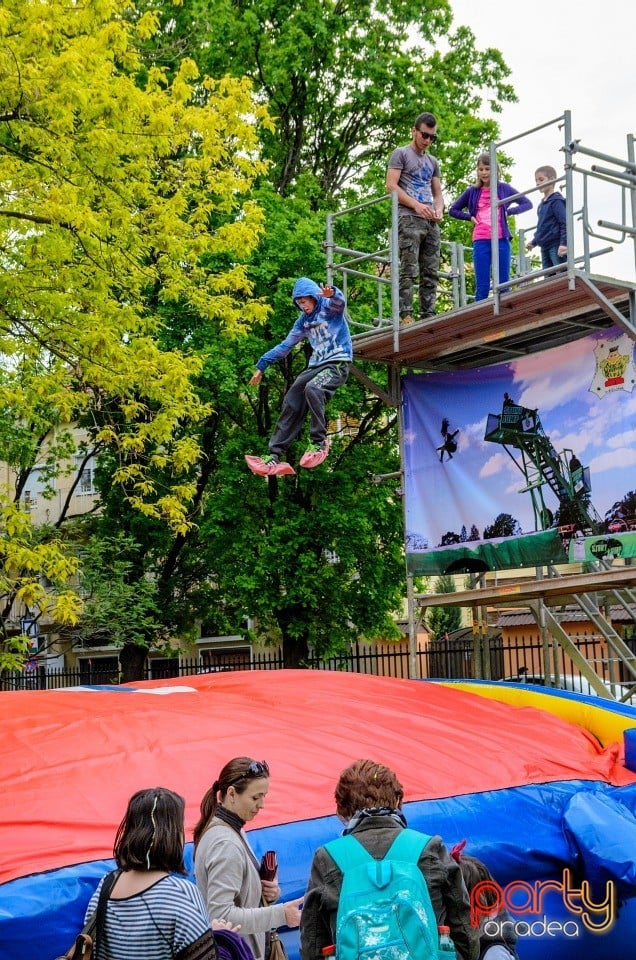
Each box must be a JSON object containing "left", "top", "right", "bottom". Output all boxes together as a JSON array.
[
  {"left": 0, "top": 0, "right": 273, "bottom": 662},
  {"left": 0, "top": 495, "right": 82, "bottom": 668},
  {"left": 0, "top": 0, "right": 268, "bottom": 488},
  {"left": 0, "top": 0, "right": 272, "bottom": 532}
]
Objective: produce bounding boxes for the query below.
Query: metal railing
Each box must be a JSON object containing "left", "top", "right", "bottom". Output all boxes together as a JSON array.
[
  {"left": 490, "top": 111, "right": 635, "bottom": 313},
  {"left": 3, "top": 633, "right": 634, "bottom": 690},
  {"left": 325, "top": 110, "right": 635, "bottom": 332}
]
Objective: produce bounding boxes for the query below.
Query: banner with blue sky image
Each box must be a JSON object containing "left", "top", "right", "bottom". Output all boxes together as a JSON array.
[{"left": 402, "top": 325, "right": 636, "bottom": 575}]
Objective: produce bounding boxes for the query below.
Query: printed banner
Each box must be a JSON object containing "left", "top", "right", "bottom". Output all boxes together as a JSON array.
[
  {"left": 402, "top": 326, "right": 636, "bottom": 576},
  {"left": 569, "top": 531, "right": 636, "bottom": 563}
]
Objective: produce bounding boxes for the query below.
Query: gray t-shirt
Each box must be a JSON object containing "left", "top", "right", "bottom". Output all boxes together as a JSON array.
[{"left": 387, "top": 144, "right": 441, "bottom": 216}]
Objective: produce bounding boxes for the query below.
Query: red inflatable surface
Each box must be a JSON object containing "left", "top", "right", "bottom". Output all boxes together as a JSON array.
[{"left": 1, "top": 670, "right": 633, "bottom": 885}]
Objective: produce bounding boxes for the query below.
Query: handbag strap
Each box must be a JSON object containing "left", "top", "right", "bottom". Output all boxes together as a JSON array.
[
  {"left": 94, "top": 869, "right": 121, "bottom": 959},
  {"left": 205, "top": 820, "right": 261, "bottom": 874}
]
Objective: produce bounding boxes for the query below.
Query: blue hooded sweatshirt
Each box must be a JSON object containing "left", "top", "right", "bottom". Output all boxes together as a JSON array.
[
  {"left": 530, "top": 191, "right": 567, "bottom": 249},
  {"left": 255, "top": 277, "right": 352, "bottom": 372}
]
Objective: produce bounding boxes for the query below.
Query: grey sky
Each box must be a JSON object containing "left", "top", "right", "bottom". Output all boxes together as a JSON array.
[{"left": 445, "top": 0, "right": 635, "bottom": 281}]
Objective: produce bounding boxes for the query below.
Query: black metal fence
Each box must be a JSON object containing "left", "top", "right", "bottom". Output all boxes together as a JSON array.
[
  {"left": 3, "top": 633, "right": 634, "bottom": 691},
  {"left": 0, "top": 643, "right": 415, "bottom": 690}
]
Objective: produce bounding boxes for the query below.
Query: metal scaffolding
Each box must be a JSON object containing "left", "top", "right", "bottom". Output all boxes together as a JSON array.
[{"left": 325, "top": 111, "right": 636, "bottom": 694}]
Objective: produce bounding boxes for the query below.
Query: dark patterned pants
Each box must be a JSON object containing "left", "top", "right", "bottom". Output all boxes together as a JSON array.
[
  {"left": 269, "top": 362, "right": 349, "bottom": 457},
  {"left": 398, "top": 215, "right": 441, "bottom": 319}
]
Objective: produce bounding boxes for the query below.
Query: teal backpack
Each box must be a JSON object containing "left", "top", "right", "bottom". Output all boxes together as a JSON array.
[{"left": 324, "top": 828, "right": 441, "bottom": 960}]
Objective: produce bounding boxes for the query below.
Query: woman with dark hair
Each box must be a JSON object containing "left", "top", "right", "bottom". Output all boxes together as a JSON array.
[
  {"left": 300, "top": 759, "right": 479, "bottom": 960},
  {"left": 453, "top": 845, "right": 519, "bottom": 960},
  {"left": 194, "top": 757, "right": 302, "bottom": 960},
  {"left": 85, "top": 787, "right": 217, "bottom": 960}
]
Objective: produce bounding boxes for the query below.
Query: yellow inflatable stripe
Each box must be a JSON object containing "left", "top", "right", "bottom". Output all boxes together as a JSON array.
[{"left": 440, "top": 680, "right": 635, "bottom": 748}]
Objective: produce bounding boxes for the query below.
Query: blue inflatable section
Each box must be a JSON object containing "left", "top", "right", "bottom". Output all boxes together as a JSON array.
[{"left": 4, "top": 780, "right": 636, "bottom": 960}]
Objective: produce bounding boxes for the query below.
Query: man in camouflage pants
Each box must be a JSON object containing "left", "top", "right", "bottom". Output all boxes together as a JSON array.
[{"left": 386, "top": 112, "right": 444, "bottom": 324}]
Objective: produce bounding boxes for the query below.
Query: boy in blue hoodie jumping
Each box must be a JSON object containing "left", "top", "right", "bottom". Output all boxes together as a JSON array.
[{"left": 245, "top": 277, "right": 352, "bottom": 477}]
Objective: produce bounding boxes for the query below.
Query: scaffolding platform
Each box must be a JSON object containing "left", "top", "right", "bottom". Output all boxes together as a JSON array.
[
  {"left": 352, "top": 271, "right": 635, "bottom": 371},
  {"left": 414, "top": 565, "right": 636, "bottom": 611},
  {"left": 326, "top": 111, "right": 636, "bottom": 691}
]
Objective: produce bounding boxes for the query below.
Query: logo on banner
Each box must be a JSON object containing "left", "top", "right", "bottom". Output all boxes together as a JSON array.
[
  {"left": 470, "top": 869, "right": 616, "bottom": 939},
  {"left": 590, "top": 333, "right": 636, "bottom": 397}
]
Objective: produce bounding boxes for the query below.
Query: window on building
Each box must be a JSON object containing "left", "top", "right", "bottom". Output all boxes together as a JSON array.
[
  {"left": 200, "top": 646, "right": 252, "bottom": 671},
  {"left": 149, "top": 658, "right": 180, "bottom": 680},
  {"left": 21, "top": 466, "right": 47, "bottom": 510},
  {"left": 75, "top": 456, "right": 96, "bottom": 495}
]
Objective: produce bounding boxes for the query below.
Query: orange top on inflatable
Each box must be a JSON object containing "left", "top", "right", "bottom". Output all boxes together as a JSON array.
[{"left": 1, "top": 669, "right": 633, "bottom": 885}]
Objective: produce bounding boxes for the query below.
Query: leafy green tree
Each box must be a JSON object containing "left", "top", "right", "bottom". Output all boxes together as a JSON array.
[
  {"left": 605, "top": 491, "right": 636, "bottom": 525},
  {"left": 132, "top": 0, "right": 516, "bottom": 201},
  {"left": 483, "top": 513, "right": 522, "bottom": 539},
  {"left": 0, "top": 504, "right": 81, "bottom": 669},
  {"left": 57, "top": 533, "right": 166, "bottom": 681},
  {"left": 183, "top": 0, "right": 519, "bottom": 576},
  {"left": 58, "top": 0, "right": 519, "bottom": 671},
  {"left": 440, "top": 531, "right": 462, "bottom": 546},
  {"left": 0, "top": 0, "right": 269, "bottom": 666},
  {"left": 0, "top": 0, "right": 269, "bottom": 520},
  {"left": 200, "top": 423, "right": 407, "bottom": 665},
  {"left": 94, "top": 308, "right": 407, "bottom": 666}
]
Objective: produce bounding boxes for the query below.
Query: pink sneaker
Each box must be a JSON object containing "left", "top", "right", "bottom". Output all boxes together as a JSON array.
[
  {"left": 299, "top": 441, "right": 330, "bottom": 469},
  {"left": 245, "top": 455, "right": 295, "bottom": 477}
]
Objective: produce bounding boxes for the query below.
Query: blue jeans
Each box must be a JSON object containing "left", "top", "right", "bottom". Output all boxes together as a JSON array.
[
  {"left": 472, "top": 238, "right": 511, "bottom": 301},
  {"left": 541, "top": 245, "right": 567, "bottom": 270}
]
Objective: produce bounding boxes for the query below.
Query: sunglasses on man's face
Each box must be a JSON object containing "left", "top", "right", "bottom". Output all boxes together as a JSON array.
[
  {"left": 229, "top": 760, "right": 270, "bottom": 785},
  {"left": 417, "top": 129, "right": 437, "bottom": 143}
]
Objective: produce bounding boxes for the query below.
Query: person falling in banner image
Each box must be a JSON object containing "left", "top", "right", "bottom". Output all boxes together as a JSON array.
[{"left": 245, "top": 277, "right": 352, "bottom": 477}]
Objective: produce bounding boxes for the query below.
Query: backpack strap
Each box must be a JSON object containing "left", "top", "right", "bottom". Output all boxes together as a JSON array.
[
  {"left": 325, "top": 834, "right": 372, "bottom": 873},
  {"left": 325, "top": 828, "right": 431, "bottom": 873},
  {"left": 385, "top": 828, "right": 431, "bottom": 864}
]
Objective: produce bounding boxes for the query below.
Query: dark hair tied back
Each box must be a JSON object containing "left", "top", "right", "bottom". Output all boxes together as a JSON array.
[{"left": 193, "top": 756, "right": 268, "bottom": 849}]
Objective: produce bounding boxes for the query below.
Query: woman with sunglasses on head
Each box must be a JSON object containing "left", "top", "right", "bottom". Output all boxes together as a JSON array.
[
  {"left": 194, "top": 758, "right": 303, "bottom": 960},
  {"left": 85, "top": 787, "right": 217, "bottom": 960}
]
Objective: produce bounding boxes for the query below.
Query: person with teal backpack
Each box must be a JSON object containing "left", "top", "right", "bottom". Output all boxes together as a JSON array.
[{"left": 299, "top": 760, "right": 479, "bottom": 960}]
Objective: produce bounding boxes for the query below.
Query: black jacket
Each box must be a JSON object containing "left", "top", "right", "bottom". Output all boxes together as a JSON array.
[{"left": 299, "top": 813, "right": 479, "bottom": 960}]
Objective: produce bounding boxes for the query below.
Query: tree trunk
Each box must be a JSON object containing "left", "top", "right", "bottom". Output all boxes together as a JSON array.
[
  {"left": 281, "top": 634, "right": 309, "bottom": 668},
  {"left": 119, "top": 642, "right": 149, "bottom": 683},
  {"left": 277, "top": 609, "right": 310, "bottom": 668}
]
